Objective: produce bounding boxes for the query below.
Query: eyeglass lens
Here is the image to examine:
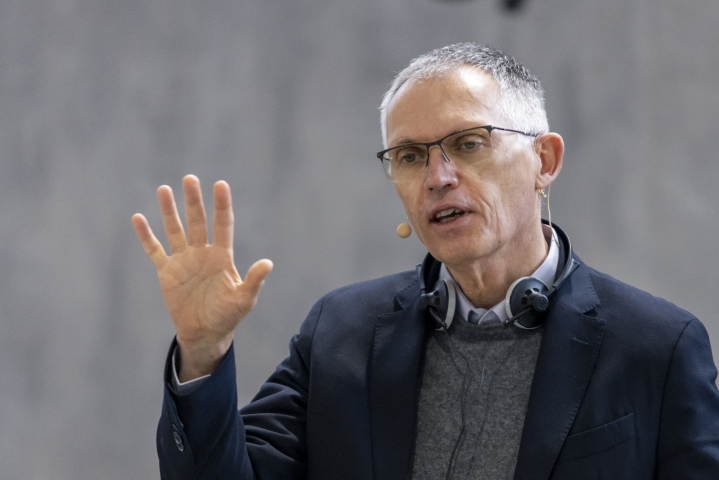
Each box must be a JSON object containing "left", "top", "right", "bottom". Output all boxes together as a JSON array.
[{"left": 382, "top": 127, "right": 493, "bottom": 182}]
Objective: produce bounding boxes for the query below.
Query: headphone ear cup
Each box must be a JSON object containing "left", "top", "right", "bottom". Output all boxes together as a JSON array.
[
  {"left": 505, "top": 276, "right": 550, "bottom": 318},
  {"left": 429, "top": 279, "right": 457, "bottom": 330}
]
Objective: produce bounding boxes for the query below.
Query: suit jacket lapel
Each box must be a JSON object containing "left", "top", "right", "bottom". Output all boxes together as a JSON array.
[
  {"left": 514, "top": 261, "right": 606, "bottom": 480},
  {"left": 369, "top": 277, "right": 427, "bottom": 480}
]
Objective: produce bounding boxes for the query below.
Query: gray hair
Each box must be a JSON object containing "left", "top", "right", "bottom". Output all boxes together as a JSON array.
[{"left": 379, "top": 43, "right": 549, "bottom": 148}]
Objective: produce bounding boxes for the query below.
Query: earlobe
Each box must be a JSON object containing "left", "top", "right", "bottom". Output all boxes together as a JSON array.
[{"left": 535, "top": 133, "right": 564, "bottom": 190}]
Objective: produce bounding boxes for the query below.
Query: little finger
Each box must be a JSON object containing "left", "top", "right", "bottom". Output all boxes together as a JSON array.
[{"left": 132, "top": 213, "right": 169, "bottom": 269}]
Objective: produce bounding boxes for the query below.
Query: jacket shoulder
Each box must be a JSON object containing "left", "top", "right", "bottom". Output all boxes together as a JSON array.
[
  {"left": 582, "top": 263, "right": 697, "bottom": 330},
  {"left": 318, "top": 269, "right": 419, "bottom": 315}
]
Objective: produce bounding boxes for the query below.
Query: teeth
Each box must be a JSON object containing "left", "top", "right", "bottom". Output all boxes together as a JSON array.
[{"left": 435, "top": 208, "right": 462, "bottom": 221}]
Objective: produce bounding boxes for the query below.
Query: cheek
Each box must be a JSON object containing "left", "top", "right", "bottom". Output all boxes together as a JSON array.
[
  {"left": 498, "top": 150, "right": 536, "bottom": 190},
  {"left": 479, "top": 165, "right": 532, "bottom": 224},
  {"left": 394, "top": 185, "right": 419, "bottom": 219}
]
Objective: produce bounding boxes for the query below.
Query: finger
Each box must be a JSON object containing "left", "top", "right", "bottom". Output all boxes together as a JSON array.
[
  {"left": 240, "top": 259, "right": 274, "bottom": 299},
  {"left": 183, "top": 175, "right": 208, "bottom": 246},
  {"left": 157, "top": 185, "right": 187, "bottom": 253},
  {"left": 212, "top": 181, "right": 234, "bottom": 249},
  {"left": 131, "top": 213, "right": 169, "bottom": 269}
]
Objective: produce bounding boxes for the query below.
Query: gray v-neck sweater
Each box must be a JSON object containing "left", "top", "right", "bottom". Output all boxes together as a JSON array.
[{"left": 411, "top": 319, "right": 543, "bottom": 480}]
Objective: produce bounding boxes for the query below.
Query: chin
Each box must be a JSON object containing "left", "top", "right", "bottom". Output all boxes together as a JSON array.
[
  {"left": 423, "top": 230, "right": 489, "bottom": 264},
  {"left": 428, "top": 243, "right": 484, "bottom": 268}
]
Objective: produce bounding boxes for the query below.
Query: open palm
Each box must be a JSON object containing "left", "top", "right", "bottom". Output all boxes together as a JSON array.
[{"left": 132, "top": 175, "right": 272, "bottom": 380}]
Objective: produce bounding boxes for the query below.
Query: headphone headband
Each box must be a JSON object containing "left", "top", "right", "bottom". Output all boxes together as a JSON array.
[{"left": 418, "top": 221, "right": 579, "bottom": 330}]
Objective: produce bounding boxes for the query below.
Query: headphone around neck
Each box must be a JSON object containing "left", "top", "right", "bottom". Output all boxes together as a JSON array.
[{"left": 417, "top": 221, "right": 579, "bottom": 331}]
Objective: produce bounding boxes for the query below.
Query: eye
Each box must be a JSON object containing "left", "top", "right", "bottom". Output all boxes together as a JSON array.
[
  {"left": 393, "top": 145, "right": 425, "bottom": 166},
  {"left": 400, "top": 152, "right": 417, "bottom": 164},
  {"left": 456, "top": 135, "right": 486, "bottom": 150},
  {"left": 446, "top": 131, "right": 491, "bottom": 157}
]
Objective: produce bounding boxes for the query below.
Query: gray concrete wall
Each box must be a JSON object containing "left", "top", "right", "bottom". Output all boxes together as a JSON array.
[{"left": 0, "top": 0, "right": 717, "bottom": 477}]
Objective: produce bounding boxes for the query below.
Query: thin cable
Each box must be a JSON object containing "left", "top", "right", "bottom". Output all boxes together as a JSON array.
[
  {"left": 441, "top": 327, "right": 472, "bottom": 480},
  {"left": 429, "top": 309, "right": 473, "bottom": 480},
  {"left": 547, "top": 183, "right": 552, "bottom": 228},
  {"left": 463, "top": 333, "right": 522, "bottom": 478},
  {"left": 546, "top": 183, "right": 558, "bottom": 248},
  {"left": 441, "top": 319, "right": 510, "bottom": 480}
]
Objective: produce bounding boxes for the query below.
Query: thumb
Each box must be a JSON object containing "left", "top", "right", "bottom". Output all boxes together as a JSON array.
[{"left": 241, "top": 259, "right": 273, "bottom": 299}]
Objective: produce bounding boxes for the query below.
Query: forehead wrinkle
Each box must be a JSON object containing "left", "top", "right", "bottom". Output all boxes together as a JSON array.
[
  {"left": 394, "top": 125, "right": 489, "bottom": 148},
  {"left": 389, "top": 113, "right": 493, "bottom": 148}
]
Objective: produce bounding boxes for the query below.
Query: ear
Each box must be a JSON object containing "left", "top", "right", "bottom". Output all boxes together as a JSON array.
[{"left": 534, "top": 133, "right": 564, "bottom": 189}]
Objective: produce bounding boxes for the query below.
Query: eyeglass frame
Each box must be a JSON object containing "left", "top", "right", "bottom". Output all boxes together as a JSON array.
[{"left": 376, "top": 125, "right": 540, "bottom": 181}]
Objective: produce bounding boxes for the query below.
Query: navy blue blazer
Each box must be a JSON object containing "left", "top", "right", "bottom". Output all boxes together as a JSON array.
[{"left": 157, "top": 257, "right": 719, "bottom": 479}]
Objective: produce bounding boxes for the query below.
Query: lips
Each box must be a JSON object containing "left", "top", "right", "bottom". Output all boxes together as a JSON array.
[{"left": 432, "top": 207, "right": 465, "bottom": 223}]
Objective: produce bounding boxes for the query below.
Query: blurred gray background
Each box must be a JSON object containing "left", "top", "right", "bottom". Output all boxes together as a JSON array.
[{"left": 0, "top": 0, "right": 717, "bottom": 477}]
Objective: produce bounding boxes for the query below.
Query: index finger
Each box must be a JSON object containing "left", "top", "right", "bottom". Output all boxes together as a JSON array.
[{"left": 212, "top": 181, "right": 234, "bottom": 249}]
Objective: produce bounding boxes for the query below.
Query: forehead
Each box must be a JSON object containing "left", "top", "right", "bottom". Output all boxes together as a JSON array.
[{"left": 386, "top": 67, "right": 503, "bottom": 146}]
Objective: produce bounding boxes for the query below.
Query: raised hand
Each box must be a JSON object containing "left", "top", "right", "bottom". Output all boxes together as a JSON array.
[{"left": 132, "top": 175, "right": 273, "bottom": 381}]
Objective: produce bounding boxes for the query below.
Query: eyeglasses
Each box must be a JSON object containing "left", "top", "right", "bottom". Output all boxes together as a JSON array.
[{"left": 376, "top": 125, "right": 538, "bottom": 182}]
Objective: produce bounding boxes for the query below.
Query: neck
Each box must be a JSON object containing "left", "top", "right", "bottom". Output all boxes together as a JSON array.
[{"left": 446, "top": 223, "right": 549, "bottom": 309}]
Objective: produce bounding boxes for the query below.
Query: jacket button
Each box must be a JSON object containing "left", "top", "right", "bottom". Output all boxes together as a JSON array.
[{"left": 173, "top": 431, "right": 185, "bottom": 452}]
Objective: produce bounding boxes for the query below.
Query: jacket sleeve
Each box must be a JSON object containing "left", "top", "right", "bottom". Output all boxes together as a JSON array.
[
  {"left": 156, "top": 299, "right": 322, "bottom": 479},
  {"left": 656, "top": 318, "right": 719, "bottom": 478}
]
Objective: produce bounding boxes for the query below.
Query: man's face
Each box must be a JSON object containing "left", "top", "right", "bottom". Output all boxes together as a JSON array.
[{"left": 385, "top": 67, "right": 542, "bottom": 269}]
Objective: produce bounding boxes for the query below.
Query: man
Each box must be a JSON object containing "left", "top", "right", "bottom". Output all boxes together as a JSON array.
[{"left": 133, "top": 44, "right": 719, "bottom": 479}]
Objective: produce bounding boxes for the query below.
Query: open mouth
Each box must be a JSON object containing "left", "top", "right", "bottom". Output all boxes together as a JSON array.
[{"left": 432, "top": 208, "right": 465, "bottom": 223}]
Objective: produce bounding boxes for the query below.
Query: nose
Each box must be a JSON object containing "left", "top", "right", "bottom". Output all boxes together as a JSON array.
[{"left": 424, "top": 145, "right": 459, "bottom": 191}]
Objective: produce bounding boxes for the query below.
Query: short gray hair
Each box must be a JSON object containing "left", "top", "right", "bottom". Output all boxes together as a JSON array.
[{"left": 379, "top": 43, "right": 549, "bottom": 148}]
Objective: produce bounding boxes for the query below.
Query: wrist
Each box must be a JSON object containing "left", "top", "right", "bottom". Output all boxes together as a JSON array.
[{"left": 176, "top": 333, "right": 233, "bottom": 383}]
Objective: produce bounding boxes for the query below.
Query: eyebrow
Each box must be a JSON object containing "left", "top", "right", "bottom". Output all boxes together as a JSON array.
[{"left": 394, "top": 139, "right": 420, "bottom": 146}]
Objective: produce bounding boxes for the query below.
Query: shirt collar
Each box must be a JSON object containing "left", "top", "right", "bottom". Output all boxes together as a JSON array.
[{"left": 439, "top": 224, "right": 560, "bottom": 326}]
